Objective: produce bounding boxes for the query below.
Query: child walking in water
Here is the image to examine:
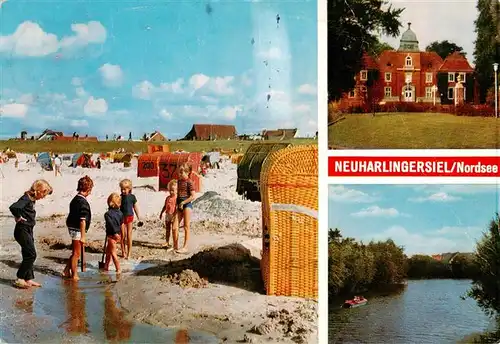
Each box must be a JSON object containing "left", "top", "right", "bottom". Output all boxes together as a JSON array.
[
  {"left": 176, "top": 163, "right": 196, "bottom": 254},
  {"left": 9, "top": 180, "right": 53, "bottom": 288},
  {"left": 119, "top": 179, "right": 141, "bottom": 259},
  {"left": 63, "top": 176, "right": 93, "bottom": 280},
  {"left": 159, "top": 180, "right": 177, "bottom": 251},
  {"left": 104, "top": 193, "right": 122, "bottom": 273}
]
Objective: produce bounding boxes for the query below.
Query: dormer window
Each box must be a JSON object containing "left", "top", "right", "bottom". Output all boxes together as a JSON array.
[
  {"left": 360, "top": 70, "right": 368, "bottom": 81},
  {"left": 448, "top": 72, "right": 455, "bottom": 82},
  {"left": 405, "top": 56, "right": 412, "bottom": 67}
]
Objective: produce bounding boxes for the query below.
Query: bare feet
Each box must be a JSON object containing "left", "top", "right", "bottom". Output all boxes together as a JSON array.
[
  {"left": 116, "top": 269, "right": 122, "bottom": 274},
  {"left": 13, "top": 279, "right": 30, "bottom": 289},
  {"left": 71, "top": 275, "right": 80, "bottom": 281},
  {"left": 62, "top": 268, "right": 72, "bottom": 278},
  {"left": 26, "top": 280, "right": 42, "bottom": 287},
  {"left": 176, "top": 247, "right": 188, "bottom": 254}
]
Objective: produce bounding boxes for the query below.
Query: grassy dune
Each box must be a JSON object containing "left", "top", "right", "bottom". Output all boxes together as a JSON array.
[
  {"left": 0, "top": 138, "right": 317, "bottom": 154},
  {"left": 329, "top": 113, "right": 500, "bottom": 149}
]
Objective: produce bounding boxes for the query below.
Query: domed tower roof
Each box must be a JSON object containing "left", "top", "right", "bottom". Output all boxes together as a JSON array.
[{"left": 398, "top": 22, "right": 420, "bottom": 52}]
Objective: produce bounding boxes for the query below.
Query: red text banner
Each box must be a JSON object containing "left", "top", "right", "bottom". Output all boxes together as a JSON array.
[{"left": 328, "top": 156, "right": 500, "bottom": 177}]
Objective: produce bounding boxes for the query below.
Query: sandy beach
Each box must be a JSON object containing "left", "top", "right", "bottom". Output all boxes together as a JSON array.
[{"left": 0, "top": 155, "right": 318, "bottom": 343}]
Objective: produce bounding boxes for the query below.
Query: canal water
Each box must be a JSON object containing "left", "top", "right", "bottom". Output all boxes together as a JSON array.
[
  {"left": 329, "top": 279, "right": 496, "bottom": 344},
  {"left": 0, "top": 260, "right": 218, "bottom": 343}
]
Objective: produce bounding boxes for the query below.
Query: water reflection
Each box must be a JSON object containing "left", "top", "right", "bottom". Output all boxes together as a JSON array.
[
  {"left": 103, "top": 287, "right": 132, "bottom": 341},
  {"left": 59, "top": 279, "right": 89, "bottom": 334},
  {"left": 175, "top": 329, "right": 189, "bottom": 344}
]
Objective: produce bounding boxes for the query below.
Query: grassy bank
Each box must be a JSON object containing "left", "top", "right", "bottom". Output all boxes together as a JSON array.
[
  {"left": 328, "top": 113, "right": 500, "bottom": 149},
  {"left": 0, "top": 138, "right": 316, "bottom": 154}
]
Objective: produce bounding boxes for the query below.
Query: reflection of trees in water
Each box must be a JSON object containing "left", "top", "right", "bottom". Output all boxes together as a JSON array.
[
  {"left": 103, "top": 287, "right": 133, "bottom": 342},
  {"left": 59, "top": 280, "right": 89, "bottom": 334}
]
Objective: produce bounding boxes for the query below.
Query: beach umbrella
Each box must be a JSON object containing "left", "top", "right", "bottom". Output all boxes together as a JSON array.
[
  {"left": 71, "top": 153, "right": 83, "bottom": 167},
  {"left": 37, "top": 152, "right": 53, "bottom": 171}
]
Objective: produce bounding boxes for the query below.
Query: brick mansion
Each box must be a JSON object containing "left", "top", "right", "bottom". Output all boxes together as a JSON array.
[{"left": 340, "top": 23, "right": 477, "bottom": 107}]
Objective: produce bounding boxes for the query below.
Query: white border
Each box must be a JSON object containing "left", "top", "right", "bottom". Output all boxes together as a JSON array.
[{"left": 317, "top": 0, "right": 328, "bottom": 341}]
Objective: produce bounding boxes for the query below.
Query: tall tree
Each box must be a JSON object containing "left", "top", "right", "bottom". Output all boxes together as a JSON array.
[
  {"left": 328, "top": 0, "right": 403, "bottom": 101},
  {"left": 425, "top": 40, "right": 466, "bottom": 60},
  {"left": 473, "top": 0, "right": 500, "bottom": 103},
  {"left": 468, "top": 214, "right": 500, "bottom": 316},
  {"left": 368, "top": 39, "right": 395, "bottom": 57}
]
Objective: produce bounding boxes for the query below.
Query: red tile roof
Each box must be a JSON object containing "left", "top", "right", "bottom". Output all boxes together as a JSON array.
[
  {"left": 439, "top": 52, "right": 474, "bottom": 72},
  {"left": 420, "top": 52, "right": 443, "bottom": 70}
]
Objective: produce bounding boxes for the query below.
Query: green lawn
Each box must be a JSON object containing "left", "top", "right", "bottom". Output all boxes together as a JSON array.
[
  {"left": 329, "top": 113, "right": 500, "bottom": 149},
  {"left": 0, "top": 138, "right": 316, "bottom": 154}
]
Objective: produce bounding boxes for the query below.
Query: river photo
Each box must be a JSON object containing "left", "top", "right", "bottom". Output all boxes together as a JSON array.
[{"left": 329, "top": 279, "right": 495, "bottom": 344}]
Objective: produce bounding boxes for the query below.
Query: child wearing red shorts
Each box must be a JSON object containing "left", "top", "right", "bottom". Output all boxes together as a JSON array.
[{"left": 119, "top": 179, "right": 141, "bottom": 259}]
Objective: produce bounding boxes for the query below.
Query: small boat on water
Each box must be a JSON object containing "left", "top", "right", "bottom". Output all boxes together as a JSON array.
[{"left": 342, "top": 296, "right": 368, "bottom": 308}]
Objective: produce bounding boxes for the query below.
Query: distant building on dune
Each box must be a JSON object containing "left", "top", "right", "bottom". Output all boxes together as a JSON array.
[
  {"left": 182, "top": 124, "right": 237, "bottom": 140},
  {"left": 339, "top": 23, "right": 477, "bottom": 108},
  {"left": 147, "top": 131, "right": 168, "bottom": 142},
  {"left": 37, "top": 129, "right": 64, "bottom": 141},
  {"left": 262, "top": 128, "right": 297, "bottom": 140}
]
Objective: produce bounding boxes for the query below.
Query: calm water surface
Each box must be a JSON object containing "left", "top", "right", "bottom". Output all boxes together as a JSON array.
[{"left": 329, "top": 279, "right": 495, "bottom": 344}]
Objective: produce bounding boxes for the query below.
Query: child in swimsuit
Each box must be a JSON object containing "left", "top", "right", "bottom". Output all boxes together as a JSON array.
[
  {"left": 176, "top": 163, "right": 196, "bottom": 254},
  {"left": 159, "top": 180, "right": 177, "bottom": 251},
  {"left": 104, "top": 193, "right": 122, "bottom": 273},
  {"left": 119, "top": 179, "right": 141, "bottom": 259}
]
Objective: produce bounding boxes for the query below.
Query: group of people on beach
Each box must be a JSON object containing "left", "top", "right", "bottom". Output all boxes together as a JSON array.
[{"left": 9, "top": 162, "right": 196, "bottom": 288}]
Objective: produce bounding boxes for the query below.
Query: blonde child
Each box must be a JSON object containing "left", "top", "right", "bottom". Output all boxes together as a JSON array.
[
  {"left": 103, "top": 193, "right": 122, "bottom": 273},
  {"left": 176, "top": 163, "right": 196, "bottom": 254},
  {"left": 159, "top": 180, "right": 177, "bottom": 251},
  {"left": 9, "top": 179, "right": 53, "bottom": 288},
  {"left": 64, "top": 175, "right": 93, "bottom": 280},
  {"left": 119, "top": 179, "right": 141, "bottom": 259}
]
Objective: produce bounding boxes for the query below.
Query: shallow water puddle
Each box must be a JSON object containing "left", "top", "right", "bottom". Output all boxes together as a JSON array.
[{"left": 3, "top": 261, "right": 218, "bottom": 343}]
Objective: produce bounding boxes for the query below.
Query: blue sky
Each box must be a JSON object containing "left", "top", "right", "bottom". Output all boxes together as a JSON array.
[
  {"left": 0, "top": 0, "right": 317, "bottom": 139},
  {"left": 329, "top": 184, "right": 500, "bottom": 255}
]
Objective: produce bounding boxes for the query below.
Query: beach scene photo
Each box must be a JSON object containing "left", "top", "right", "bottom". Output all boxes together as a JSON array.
[
  {"left": 328, "top": 184, "right": 500, "bottom": 343},
  {"left": 328, "top": 0, "right": 500, "bottom": 149},
  {"left": 0, "top": 1, "right": 318, "bottom": 343}
]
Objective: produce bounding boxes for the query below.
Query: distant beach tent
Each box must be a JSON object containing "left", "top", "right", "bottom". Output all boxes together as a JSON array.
[
  {"left": 37, "top": 152, "right": 53, "bottom": 171},
  {"left": 71, "top": 153, "right": 95, "bottom": 168}
]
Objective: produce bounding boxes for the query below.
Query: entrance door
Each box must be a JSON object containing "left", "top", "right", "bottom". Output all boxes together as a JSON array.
[{"left": 403, "top": 86, "right": 413, "bottom": 102}]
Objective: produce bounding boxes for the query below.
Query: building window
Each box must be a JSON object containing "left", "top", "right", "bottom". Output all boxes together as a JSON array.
[
  {"left": 384, "top": 87, "right": 392, "bottom": 98},
  {"left": 405, "top": 56, "right": 412, "bottom": 67},
  {"left": 458, "top": 73, "right": 466, "bottom": 83},
  {"left": 448, "top": 87, "right": 454, "bottom": 99},
  {"left": 405, "top": 73, "right": 412, "bottom": 83},
  {"left": 348, "top": 90, "right": 355, "bottom": 98},
  {"left": 385, "top": 72, "right": 392, "bottom": 82},
  {"left": 425, "top": 87, "right": 433, "bottom": 98},
  {"left": 426, "top": 73, "right": 433, "bottom": 83},
  {"left": 448, "top": 72, "right": 455, "bottom": 82},
  {"left": 360, "top": 70, "right": 368, "bottom": 81}
]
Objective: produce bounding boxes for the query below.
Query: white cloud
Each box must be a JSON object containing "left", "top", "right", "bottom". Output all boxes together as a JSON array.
[
  {"left": 0, "top": 21, "right": 106, "bottom": 57},
  {"left": 159, "top": 78, "right": 184, "bottom": 94},
  {"left": 132, "top": 80, "right": 155, "bottom": 100},
  {"left": 329, "top": 186, "right": 379, "bottom": 203},
  {"left": 159, "top": 109, "right": 172, "bottom": 120},
  {"left": 75, "top": 87, "right": 87, "bottom": 98},
  {"left": 99, "top": 63, "right": 123, "bottom": 87},
  {"left": 297, "top": 84, "right": 317, "bottom": 95},
  {"left": 17, "top": 94, "right": 34, "bottom": 105},
  {"left": 293, "top": 104, "right": 312, "bottom": 113},
  {"left": 221, "top": 106, "right": 241, "bottom": 120},
  {"left": 258, "top": 47, "right": 288, "bottom": 60},
  {"left": 351, "top": 205, "right": 402, "bottom": 218},
  {"left": 434, "top": 226, "right": 482, "bottom": 236},
  {"left": 71, "top": 77, "right": 82, "bottom": 86},
  {"left": 189, "top": 74, "right": 210, "bottom": 90},
  {"left": 410, "top": 192, "right": 461, "bottom": 203},
  {"left": 84, "top": 96, "right": 108, "bottom": 115},
  {"left": 189, "top": 74, "right": 235, "bottom": 95},
  {"left": 0, "top": 103, "right": 28, "bottom": 118},
  {"left": 70, "top": 119, "right": 89, "bottom": 127},
  {"left": 369, "top": 225, "right": 467, "bottom": 255}
]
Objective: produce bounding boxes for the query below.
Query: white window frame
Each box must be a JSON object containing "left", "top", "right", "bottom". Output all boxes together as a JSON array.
[
  {"left": 458, "top": 72, "right": 466, "bottom": 83},
  {"left": 385, "top": 72, "right": 392, "bottom": 82},
  {"left": 425, "top": 87, "right": 433, "bottom": 98},
  {"left": 360, "top": 70, "right": 368, "bottom": 81},
  {"left": 348, "top": 90, "right": 355, "bottom": 98},
  {"left": 405, "top": 56, "right": 412, "bottom": 67},
  {"left": 426, "top": 73, "right": 433, "bottom": 83},
  {"left": 405, "top": 73, "right": 412, "bottom": 83},
  {"left": 384, "top": 87, "right": 392, "bottom": 98},
  {"left": 360, "top": 86, "right": 367, "bottom": 93},
  {"left": 448, "top": 72, "right": 455, "bottom": 82},
  {"left": 447, "top": 87, "right": 454, "bottom": 99}
]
